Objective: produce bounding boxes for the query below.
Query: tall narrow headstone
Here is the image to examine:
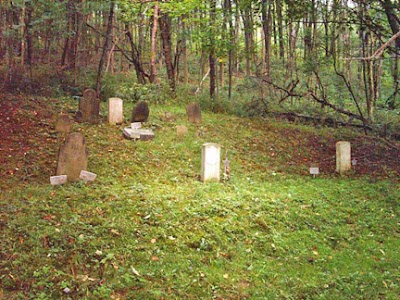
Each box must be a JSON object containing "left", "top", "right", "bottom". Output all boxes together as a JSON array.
[
  {"left": 201, "top": 143, "right": 221, "bottom": 182},
  {"left": 108, "top": 98, "right": 123, "bottom": 125},
  {"left": 131, "top": 101, "right": 149, "bottom": 122},
  {"left": 76, "top": 88, "right": 100, "bottom": 124},
  {"left": 336, "top": 141, "right": 351, "bottom": 174},
  {"left": 56, "top": 132, "right": 88, "bottom": 182},
  {"left": 186, "top": 103, "right": 202, "bottom": 123}
]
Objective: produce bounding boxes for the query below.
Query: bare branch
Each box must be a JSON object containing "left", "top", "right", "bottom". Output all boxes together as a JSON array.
[{"left": 344, "top": 31, "right": 400, "bottom": 61}]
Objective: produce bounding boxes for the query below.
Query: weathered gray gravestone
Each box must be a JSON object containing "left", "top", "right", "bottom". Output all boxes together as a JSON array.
[
  {"left": 131, "top": 101, "right": 149, "bottom": 122},
  {"left": 76, "top": 88, "right": 100, "bottom": 124},
  {"left": 108, "top": 98, "right": 124, "bottom": 125},
  {"left": 55, "top": 114, "right": 73, "bottom": 133},
  {"left": 336, "top": 141, "right": 351, "bottom": 174},
  {"left": 201, "top": 143, "right": 221, "bottom": 182},
  {"left": 186, "top": 103, "right": 202, "bottom": 123},
  {"left": 56, "top": 132, "right": 88, "bottom": 182}
]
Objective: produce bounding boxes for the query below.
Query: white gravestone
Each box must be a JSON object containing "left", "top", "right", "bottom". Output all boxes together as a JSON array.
[
  {"left": 108, "top": 98, "right": 123, "bottom": 125},
  {"left": 336, "top": 141, "right": 351, "bottom": 174},
  {"left": 80, "top": 170, "right": 97, "bottom": 182},
  {"left": 309, "top": 166, "right": 319, "bottom": 177},
  {"left": 50, "top": 175, "right": 67, "bottom": 186},
  {"left": 201, "top": 143, "right": 221, "bottom": 182},
  {"left": 131, "top": 122, "right": 142, "bottom": 129}
]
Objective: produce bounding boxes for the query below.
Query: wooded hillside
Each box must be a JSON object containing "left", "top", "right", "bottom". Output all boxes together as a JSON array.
[{"left": 0, "top": 0, "right": 399, "bottom": 135}]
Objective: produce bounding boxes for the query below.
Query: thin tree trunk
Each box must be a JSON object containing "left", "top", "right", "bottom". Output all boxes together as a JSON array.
[
  {"left": 150, "top": 4, "right": 159, "bottom": 83},
  {"left": 159, "top": 11, "right": 175, "bottom": 95},
  {"left": 96, "top": 1, "right": 114, "bottom": 97}
]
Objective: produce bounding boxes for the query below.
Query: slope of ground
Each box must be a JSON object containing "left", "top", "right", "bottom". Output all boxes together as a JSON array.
[{"left": 0, "top": 94, "right": 399, "bottom": 299}]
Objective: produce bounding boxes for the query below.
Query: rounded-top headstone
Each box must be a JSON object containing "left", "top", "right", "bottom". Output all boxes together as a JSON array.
[
  {"left": 186, "top": 103, "right": 202, "bottom": 123},
  {"left": 56, "top": 132, "right": 89, "bottom": 182},
  {"left": 55, "top": 114, "right": 73, "bottom": 133},
  {"left": 77, "top": 89, "right": 100, "bottom": 124},
  {"left": 83, "top": 88, "right": 97, "bottom": 100},
  {"left": 131, "top": 101, "right": 149, "bottom": 122}
]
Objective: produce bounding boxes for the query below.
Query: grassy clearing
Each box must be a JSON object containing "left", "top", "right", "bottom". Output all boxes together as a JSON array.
[{"left": 1, "top": 97, "right": 399, "bottom": 299}]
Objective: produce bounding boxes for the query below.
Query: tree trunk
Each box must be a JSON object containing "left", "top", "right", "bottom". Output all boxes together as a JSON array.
[
  {"left": 96, "top": 1, "right": 114, "bottom": 97},
  {"left": 159, "top": 11, "right": 176, "bottom": 95},
  {"left": 150, "top": 4, "right": 159, "bottom": 83},
  {"left": 209, "top": 0, "right": 216, "bottom": 99}
]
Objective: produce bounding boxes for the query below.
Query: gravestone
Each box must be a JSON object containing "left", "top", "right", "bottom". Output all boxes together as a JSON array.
[
  {"left": 55, "top": 114, "right": 73, "bottom": 133},
  {"left": 186, "top": 103, "right": 202, "bottom": 123},
  {"left": 161, "top": 112, "right": 177, "bottom": 122},
  {"left": 131, "top": 101, "right": 149, "bottom": 122},
  {"left": 176, "top": 125, "right": 188, "bottom": 137},
  {"left": 309, "top": 166, "right": 320, "bottom": 177},
  {"left": 56, "top": 132, "right": 88, "bottom": 182},
  {"left": 336, "top": 141, "right": 351, "bottom": 174},
  {"left": 201, "top": 143, "right": 221, "bottom": 182},
  {"left": 108, "top": 98, "right": 123, "bottom": 125},
  {"left": 131, "top": 122, "right": 142, "bottom": 129},
  {"left": 50, "top": 175, "right": 67, "bottom": 186},
  {"left": 123, "top": 127, "right": 154, "bottom": 141},
  {"left": 76, "top": 88, "right": 100, "bottom": 124},
  {"left": 80, "top": 170, "right": 97, "bottom": 182}
]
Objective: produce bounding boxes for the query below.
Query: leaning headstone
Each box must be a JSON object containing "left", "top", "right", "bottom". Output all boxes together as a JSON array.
[
  {"left": 80, "top": 170, "right": 97, "bottom": 182},
  {"left": 108, "top": 98, "right": 123, "bottom": 125},
  {"left": 176, "top": 125, "right": 188, "bottom": 137},
  {"left": 50, "top": 175, "right": 67, "bottom": 186},
  {"left": 336, "top": 141, "right": 351, "bottom": 174},
  {"left": 201, "top": 143, "right": 221, "bottom": 182},
  {"left": 186, "top": 103, "right": 202, "bottom": 123},
  {"left": 131, "top": 101, "right": 149, "bottom": 122},
  {"left": 55, "top": 114, "right": 73, "bottom": 133},
  {"left": 76, "top": 88, "right": 100, "bottom": 124},
  {"left": 56, "top": 132, "right": 88, "bottom": 182}
]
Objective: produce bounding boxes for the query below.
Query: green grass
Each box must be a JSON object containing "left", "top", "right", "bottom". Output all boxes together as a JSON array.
[{"left": 1, "top": 98, "right": 399, "bottom": 299}]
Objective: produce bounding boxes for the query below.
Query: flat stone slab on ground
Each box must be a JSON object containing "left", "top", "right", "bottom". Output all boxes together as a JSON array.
[
  {"left": 123, "top": 127, "right": 154, "bottom": 141},
  {"left": 80, "top": 170, "right": 97, "bottom": 182}
]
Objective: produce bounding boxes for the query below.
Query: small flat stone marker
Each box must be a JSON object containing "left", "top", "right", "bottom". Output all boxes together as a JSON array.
[
  {"left": 336, "top": 141, "right": 351, "bottom": 174},
  {"left": 309, "top": 166, "right": 320, "bottom": 177},
  {"left": 50, "top": 175, "right": 67, "bottom": 186},
  {"left": 176, "top": 125, "right": 188, "bottom": 137},
  {"left": 201, "top": 143, "right": 221, "bottom": 182},
  {"left": 80, "top": 170, "right": 97, "bottom": 182},
  {"left": 131, "top": 122, "right": 142, "bottom": 129},
  {"left": 108, "top": 98, "right": 123, "bottom": 125}
]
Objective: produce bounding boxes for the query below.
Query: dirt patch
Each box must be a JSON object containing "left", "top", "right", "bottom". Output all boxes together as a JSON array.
[{"left": 0, "top": 93, "right": 58, "bottom": 187}]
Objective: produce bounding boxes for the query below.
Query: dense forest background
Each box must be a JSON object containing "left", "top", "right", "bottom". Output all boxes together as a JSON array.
[{"left": 0, "top": 0, "right": 399, "bottom": 136}]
